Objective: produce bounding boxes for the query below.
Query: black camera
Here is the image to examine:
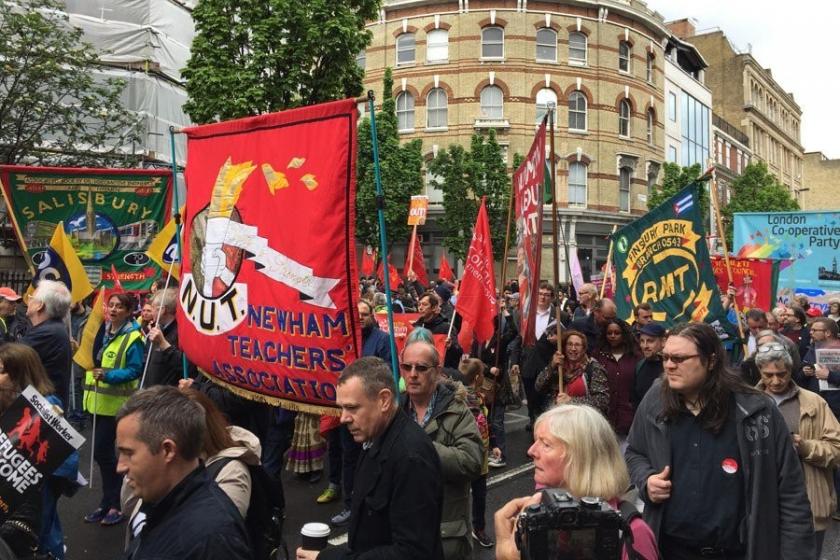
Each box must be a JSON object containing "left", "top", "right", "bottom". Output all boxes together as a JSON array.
[{"left": 515, "top": 489, "right": 626, "bottom": 560}]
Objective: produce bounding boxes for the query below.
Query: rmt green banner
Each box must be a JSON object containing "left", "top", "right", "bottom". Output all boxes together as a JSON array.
[
  {"left": 0, "top": 166, "right": 172, "bottom": 291},
  {"left": 611, "top": 184, "right": 733, "bottom": 339}
]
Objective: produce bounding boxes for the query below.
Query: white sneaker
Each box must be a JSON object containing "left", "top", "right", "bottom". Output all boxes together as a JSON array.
[{"left": 488, "top": 456, "right": 506, "bottom": 468}]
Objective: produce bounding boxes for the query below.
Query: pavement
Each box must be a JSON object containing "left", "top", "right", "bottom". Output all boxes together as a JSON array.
[{"left": 59, "top": 406, "right": 840, "bottom": 559}]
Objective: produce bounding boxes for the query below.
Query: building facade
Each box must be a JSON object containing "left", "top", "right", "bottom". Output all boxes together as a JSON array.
[
  {"left": 802, "top": 152, "right": 840, "bottom": 211},
  {"left": 670, "top": 21, "right": 805, "bottom": 203},
  {"left": 363, "top": 0, "right": 671, "bottom": 283}
]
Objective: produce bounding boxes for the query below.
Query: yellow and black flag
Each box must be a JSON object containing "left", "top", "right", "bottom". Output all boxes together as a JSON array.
[
  {"left": 31, "top": 222, "right": 94, "bottom": 305},
  {"left": 145, "top": 209, "right": 182, "bottom": 281}
]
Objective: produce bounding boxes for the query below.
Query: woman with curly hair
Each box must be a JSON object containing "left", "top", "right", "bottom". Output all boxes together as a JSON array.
[{"left": 535, "top": 329, "right": 609, "bottom": 417}]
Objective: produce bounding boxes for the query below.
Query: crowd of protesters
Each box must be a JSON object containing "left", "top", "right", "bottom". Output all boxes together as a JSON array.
[{"left": 0, "top": 266, "right": 838, "bottom": 559}]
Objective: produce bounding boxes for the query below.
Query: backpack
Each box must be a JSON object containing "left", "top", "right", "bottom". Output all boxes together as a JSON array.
[{"left": 206, "top": 457, "right": 287, "bottom": 560}]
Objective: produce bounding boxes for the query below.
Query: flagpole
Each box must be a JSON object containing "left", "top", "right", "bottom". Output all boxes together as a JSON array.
[
  {"left": 368, "top": 91, "right": 400, "bottom": 387},
  {"left": 139, "top": 258, "right": 177, "bottom": 388},
  {"left": 406, "top": 224, "right": 418, "bottom": 279},
  {"left": 600, "top": 225, "right": 618, "bottom": 299},
  {"left": 548, "top": 108, "right": 560, "bottom": 324},
  {"left": 168, "top": 126, "right": 189, "bottom": 379},
  {"left": 709, "top": 171, "right": 749, "bottom": 357},
  {"left": 494, "top": 185, "right": 515, "bottom": 370},
  {"left": 89, "top": 382, "right": 98, "bottom": 490}
]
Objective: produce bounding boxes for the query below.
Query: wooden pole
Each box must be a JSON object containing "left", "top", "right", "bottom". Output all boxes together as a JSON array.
[
  {"left": 709, "top": 173, "right": 750, "bottom": 357},
  {"left": 600, "top": 225, "right": 618, "bottom": 299},
  {"left": 548, "top": 108, "right": 563, "bottom": 394},
  {"left": 406, "top": 223, "right": 418, "bottom": 278},
  {"left": 494, "top": 189, "right": 515, "bottom": 369}
]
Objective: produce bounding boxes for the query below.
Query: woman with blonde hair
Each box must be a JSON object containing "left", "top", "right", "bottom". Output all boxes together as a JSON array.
[{"left": 494, "top": 404, "right": 658, "bottom": 560}]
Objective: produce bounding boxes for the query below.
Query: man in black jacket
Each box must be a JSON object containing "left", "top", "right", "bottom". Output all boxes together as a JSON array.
[
  {"left": 571, "top": 297, "right": 617, "bottom": 352},
  {"left": 22, "top": 280, "right": 71, "bottom": 406},
  {"left": 302, "top": 357, "right": 444, "bottom": 560},
  {"left": 0, "top": 287, "right": 29, "bottom": 343},
  {"left": 118, "top": 386, "right": 251, "bottom": 560}
]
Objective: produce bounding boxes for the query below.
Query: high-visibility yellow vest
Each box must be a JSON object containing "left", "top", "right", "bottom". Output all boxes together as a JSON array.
[{"left": 83, "top": 328, "right": 144, "bottom": 416}]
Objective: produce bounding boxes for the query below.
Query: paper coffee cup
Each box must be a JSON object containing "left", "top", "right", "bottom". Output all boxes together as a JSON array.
[{"left": 300, "top": 522, "right": 331, "bottom": 551}]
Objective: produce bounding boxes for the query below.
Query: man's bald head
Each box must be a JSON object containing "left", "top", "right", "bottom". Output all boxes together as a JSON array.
[{"left": 593, "top": 298, "right": 617, "bottom": 325}]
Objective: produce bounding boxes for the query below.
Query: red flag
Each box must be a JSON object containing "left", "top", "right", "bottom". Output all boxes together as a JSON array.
[
  {"left": 377, "top": 257, "right": 402, "bottom": 289},
  {"left": 403, "top": 234, "right": 429, "bottom": 287},
  {"left": 110, "top": 264, "right": 125, "bottom": 294},
  {"left": 361, "top": 246, "right": 376, "bottom": 277},
  {"left": 438, "top": 254, "right": 454, "bottom": 282},
  {"left": 455, "top": 198, "right": 497, "bottom": 351}
]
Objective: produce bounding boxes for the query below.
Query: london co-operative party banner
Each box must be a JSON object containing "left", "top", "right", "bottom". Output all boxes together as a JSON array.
[
  {"left": 734, "top": 211, "right": 840, "bottom": 312},
  {"left": 0, "top": 166, "right": 172, "bottom": 290},
  {"left": 178, "top": 99, "right": 361, "bottom": 412},
  {"left": 612, "top": 184, "right": 733, "bottom": 338}
]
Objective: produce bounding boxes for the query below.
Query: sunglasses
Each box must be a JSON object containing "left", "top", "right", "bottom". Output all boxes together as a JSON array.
[
  {"left": 661, "top": 353, "right": 699, "bottom": 365},
  {"left": 399, "top": 362, "right": 437, "bottom": 374},
  {"left": 757, "top": 343, "right": 786, "bottom": 353}
]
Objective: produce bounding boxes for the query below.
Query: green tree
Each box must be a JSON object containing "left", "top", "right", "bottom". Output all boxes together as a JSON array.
[
  {"left": 355, "top": 68, "right": 424, "bottom": 250},
  {"left": 0, "top": 0, "right": 140, "bottom": 166},
  {"left": 722, "top": 161, "right": 799, "bottom": 246},
  {"left": 428, "top": 130, "right": 511, "bottom": 261},
  {"left": 183, "top": 0, "right": 379, "bottom": 124},
  {"left": 648, "top": 162, "right": 707, "bottom": 219}
]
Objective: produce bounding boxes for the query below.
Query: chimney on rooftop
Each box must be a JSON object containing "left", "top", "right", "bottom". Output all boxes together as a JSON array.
[{"left": 666, "top": 18, "right": 696, "bottom": 39}]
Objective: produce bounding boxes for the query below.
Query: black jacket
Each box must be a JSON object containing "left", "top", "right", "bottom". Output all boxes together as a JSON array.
[
  {"left": 320, "top": 409, "right": 444, "bottom": 560},
  {"left": 570, "top": 313, "right": 599, "bottom": 353},
  {"left": 21, "top": 318, "right": 71, "bottom": 406},
  {"left": 0, "top": 309, "right": 29, "bottom": 343},
  {"left": 145, "top": 320, "right": 188, "bottom": 387},
  {"left": 124, "top": 464, "right": 251, "bottom": 560}
]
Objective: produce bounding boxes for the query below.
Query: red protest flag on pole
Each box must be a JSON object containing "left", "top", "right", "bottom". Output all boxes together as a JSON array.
[
  {"left": 438, "top": 254, "right": 454, "bottom": 282},
  {"left": 110, "top": 264, "right": 125, "bottom": 294},
  {"left": 403, "top": 234, "right": 429, "bottom": 287},
  {"left": 377, "top": 257, "right": 402, "bottom": 289},
  {"left": 455, "top": 197, "right": 497, "bottom": 351},
  {"left": 361, "top": 246, "right": 376, "bottom": 277}
]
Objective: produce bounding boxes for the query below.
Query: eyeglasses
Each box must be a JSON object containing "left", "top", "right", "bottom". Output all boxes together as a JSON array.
[
  {"left": 757, "top": 343, "right": 786, "bottom": 353},
  {"left": 538, "top": 292, "right": 553, "bottom": 297},
  {"left": 661, "top": 353, "right": 700, "bottom": 365},
  {"left": 399, "top": 362, "right": 437, "bottom": 374}
]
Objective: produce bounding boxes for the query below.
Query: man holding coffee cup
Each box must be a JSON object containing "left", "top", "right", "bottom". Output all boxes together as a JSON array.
[{"left": 296, "top": 357, "right": 444, "bottom": 560}]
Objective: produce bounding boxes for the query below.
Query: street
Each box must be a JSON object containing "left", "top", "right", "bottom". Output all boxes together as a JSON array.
[{"left": 59, "top": 406, "right": 840, "bottom": 559}]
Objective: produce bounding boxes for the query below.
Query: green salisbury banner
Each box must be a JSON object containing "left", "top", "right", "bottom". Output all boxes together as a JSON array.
[
  {"left": 0, "top": 166, "right": 172, "bottom": 291},
  {"left": 612, "top": 184, "right": 732, "bottom": 338}
]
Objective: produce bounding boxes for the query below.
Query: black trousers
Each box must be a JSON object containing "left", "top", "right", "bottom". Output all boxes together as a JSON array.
[
  {"left": 92, "top": 414, "right": 123, "bottom": 511},
  {"left": 659, "top": 536, "right": 745, "bottom": 560}
]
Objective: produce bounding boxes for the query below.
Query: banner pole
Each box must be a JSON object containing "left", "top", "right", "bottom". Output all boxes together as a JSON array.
[
  {"left": 89, "top": 383, "right": 97, "bottom": 491},
  {"left": 168, "top": 126, "right": 189, "bottom": 379},
  {"left": 407, "top": 224, "right": 418, "bottom": 279},
  {"left": 367, "top": 91, "right": 401, "bottom": 388},
  {"left": 494, "top": 185, "right": 515, "bottom": 370},
  {"left": 139, "top": 259, "right": 176, "bottom": 388},
  {"left": 600, "top": 225, "right": 618, "bottom": 300},
  {"left": 709, "top": 173, "right": 749, "bottom": 357},
  {"left": 548, "top": 108, "right": 560, "bottom": 309}
]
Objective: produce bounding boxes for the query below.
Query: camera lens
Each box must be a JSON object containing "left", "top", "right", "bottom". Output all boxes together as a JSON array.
[{"left": 558, "top": 511, "right": 577, "bottom": 525}]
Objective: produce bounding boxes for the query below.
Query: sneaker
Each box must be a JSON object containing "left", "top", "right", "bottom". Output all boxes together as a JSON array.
[
  {"left": 472, "top": 529, "right": 494, "bottom": 548},
  {"left": 84, "top": 508, "right": 106, "bottom": 524},
  {"left": 317, "top": 486, "right": 340, "bottom": 504},
  {"left": 488, "top": 456, "right": 506, "bottom": 468},
  {"left": 100, "top": 509, "right": 125, "bottom": 526},
  {"left": 330, "top": 508, "right": 351, "bottom": 527}
]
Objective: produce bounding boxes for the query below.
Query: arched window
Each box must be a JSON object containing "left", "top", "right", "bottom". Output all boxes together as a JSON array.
[
  {"left": 619, "top": 99, "right": 631, "bottom": 137},
  {"left": 480, "top": 85, "right": 504, "bottom": 120},
  {"left": 647, "top": 109, "right": 655, "bottom": 145},
  {"left": 619, "top": 167, "right": 632, "bottom": 212},
  {"left": 481, "top": 27, "right": 504, "bottom": 59},
  {"left": 396, "top": 33, "right": 415, "bottom": 65},
  {"left": 619, "top": 41, "right": 631, "bottom": 72},
  {"left": 568, "top": 91, "right": 587, "bottom": 131},
  {"left": 568, "top": 162, "right": 587, "bottom": 207},
  {"left": 426, "top": 88, "right": 448, "bottom": 128},
  {"left": 569, "top": 32, "right": 587, "bottom": 65},
  {"left": 427, "top": 29, "right": 448, "bottom": 62},
  {"left": 396, "top": 92, "right": 415, "bottom": 131},
  {"left": 646, "top": 53, "right": 655, "bottom": 83},
  {"left": 536, "top": 28, "right": 557, "bottom": 62},
  {"left": 356, "top": 50, "right": 366, "bottom": 70},
  {"left": 535, "top": 88, "right": 557, "bottom": 124}
]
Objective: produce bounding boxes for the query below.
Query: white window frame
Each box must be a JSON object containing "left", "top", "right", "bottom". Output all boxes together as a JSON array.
[
  {"left": 356, "top": 50, "right": 366, "bottom": 70},
  {"left": 426, "top": 88, "right": 448, "bottom": 129},
  {"left": 646, "top": 53, "right": 654, "bottom": 83},
  {"left": 568, "top": 162, "right": 587, "bottom": 208},
  {"left": 646, "top": 109, "right": 655, "bottom": 145},
  {"left": 619, "top": 167, "right": 632, "bottom": 212},
  {"left": 668, "top": 92, "right": 677, "bottom": 122},
  {"left": 396, "top": 92, "right": 415, "bottom": 131},
  {"left": 569, "top": 32, "right": 587, "bottom": 66},
  {"left": 480, "top": 85, "right": 504, "bottom": 120},
  {"left": 568, "top": 91, "right": 587, "bottom": 132},
  {"left": 396, "top": 33, "right": 416, "bottom": 66},
  {"left": 619, "top": 100, "right": 631, "bottom": 137},
  {"left": 668, "top": 145, "right": 678, "bottom": 163},
  {"left": 536, "top": 28, "right": 557, "bottom": 62},
  {"left": 619, "top": 41, "right": 631, "bottom": 73},
  {"left": 481, "top": 26, "right": 504, "bottom": 60},
  {"left": 426, "top": 29, "right": 449, "bottom": 63},
  {"left": 535, "top": 88, "right": 557, "bottom": 124}
]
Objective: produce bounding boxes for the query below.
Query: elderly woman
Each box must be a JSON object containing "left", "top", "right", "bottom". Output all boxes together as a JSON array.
[
  {"left": 534, "top": 330, "right": 609, "bottom": 417},
  {"left": 755, "top": 341, "right": 840, "bottom": 557},
  {"left": 400, "top": 327, "right": 483, "bottom": 560},
  {"left": 494, "top": 404, "right": 658, "bottom": 560}
]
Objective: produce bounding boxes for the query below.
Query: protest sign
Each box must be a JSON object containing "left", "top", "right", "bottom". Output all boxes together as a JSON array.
[
  {"left": 709, "top": 256, "right": 779, "bottom": 312},
  {"left": 0, "top": 166, "right": 172, "bottom": 290},
  {"left": 734, "top": 210, "right": 840, "bottom": 312},
  {"left": 178, "top": 99, "right": 361, "bottom": 412},
  {"left": 375, "top": 313, "right": 447, "bottom": 359}
]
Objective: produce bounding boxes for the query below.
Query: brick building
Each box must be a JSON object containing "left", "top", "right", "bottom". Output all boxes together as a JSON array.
[
  {"left": 802, "top": 152, "right": 840, "bottom": 211},
  {"left": 362, "top": 0, "right": 671, "bottom": 282}
]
